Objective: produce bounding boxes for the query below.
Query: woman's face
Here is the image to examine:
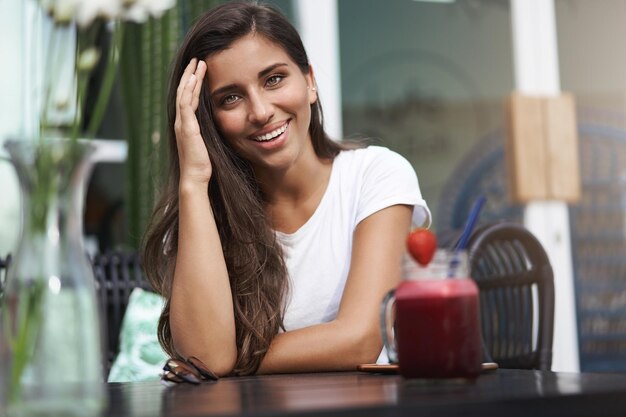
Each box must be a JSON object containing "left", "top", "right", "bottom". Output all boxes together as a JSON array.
[{"left": 204, "top": 33, "right": 317, "bottom": 173}]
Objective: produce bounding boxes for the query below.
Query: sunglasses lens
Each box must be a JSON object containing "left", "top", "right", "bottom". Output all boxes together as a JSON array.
[
  {"left": 187, "top": 356, "right": 219, "bottom": 381},
  {"left": 164, "top": 359, "right": 202, "bottom": 384}
]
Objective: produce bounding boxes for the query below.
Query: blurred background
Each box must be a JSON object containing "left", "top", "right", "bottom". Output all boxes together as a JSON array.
[{"left": 2, "top": 0, "right": 626, "bottom": 374}]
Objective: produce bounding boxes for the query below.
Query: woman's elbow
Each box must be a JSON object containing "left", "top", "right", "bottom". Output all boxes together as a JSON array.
[
  {"left": 181, "top": 349, "right": 236, "bottom": 378},
  {"left": 210, "top": 357, "right": 237, "bottom": 378},
  {"left": 348, "top": 326, "right": 384, "bottom": 366},
  {"left": 173, "top": 338, "right": 237, "bottom": 377}
]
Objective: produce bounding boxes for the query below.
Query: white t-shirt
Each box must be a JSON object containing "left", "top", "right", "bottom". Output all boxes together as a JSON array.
[{"left": 275, "top": 146, "right": 430, "bottom": 332}]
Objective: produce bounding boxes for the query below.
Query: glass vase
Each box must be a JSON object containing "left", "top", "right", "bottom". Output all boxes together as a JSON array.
[{"left": 0, "top": 139, "right": 105, "bottom": 417}]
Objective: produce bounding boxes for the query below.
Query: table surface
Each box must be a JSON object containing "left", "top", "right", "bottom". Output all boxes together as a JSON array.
[
  {"left": 104, "top": 368, "right": 626, "bottom": 417},
  {"left": 104, "top": 369, "right": 626, "bottom": 417}
]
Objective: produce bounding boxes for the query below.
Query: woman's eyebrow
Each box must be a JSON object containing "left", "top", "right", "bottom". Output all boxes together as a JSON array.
[
  {"left": 258, "top": 62, "right": 288, "bottom": 78},
  {"left": 211, "top": 84, "right": 237, "bottom": 99},
  {"left": 210, "top": 62, "right": 289, "bottom": 98}
]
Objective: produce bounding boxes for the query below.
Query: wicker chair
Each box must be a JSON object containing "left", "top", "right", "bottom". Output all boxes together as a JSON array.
[
  {"left": 467, "top": 222, "right": 555, "bottom": 370},
  {"left": 91, "top": 251, "right": 153, "bottom": 372}
]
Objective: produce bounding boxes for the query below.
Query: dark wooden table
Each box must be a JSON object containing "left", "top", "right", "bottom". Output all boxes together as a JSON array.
[{"left": 103, "top": 369, "right": 626, "bottom": 416}]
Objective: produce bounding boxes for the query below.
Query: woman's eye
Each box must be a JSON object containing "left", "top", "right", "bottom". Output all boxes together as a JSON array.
[
  {"left": 222, "top": 94, "right": 239, "bottom": 105},
  {"left": 266, "top": 75, "right": 284, "bottom": 87}
]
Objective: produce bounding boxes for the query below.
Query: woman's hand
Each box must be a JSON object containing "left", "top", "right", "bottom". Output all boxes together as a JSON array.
[{"left": 175, "top": 58, "right": 212, "bottom": 187}]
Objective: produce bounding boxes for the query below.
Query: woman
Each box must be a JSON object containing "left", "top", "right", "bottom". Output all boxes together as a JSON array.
[{"left": 143, "top": 1, "right": 430, "bottom": 377}]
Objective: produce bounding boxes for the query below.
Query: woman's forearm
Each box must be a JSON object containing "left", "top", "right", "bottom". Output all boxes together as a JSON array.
[
  {"left": 257, "top": 318, "right": 383, "bottom": 374},
  {"left": 170, "top": 181, "right": 237, "bottom": 376}
]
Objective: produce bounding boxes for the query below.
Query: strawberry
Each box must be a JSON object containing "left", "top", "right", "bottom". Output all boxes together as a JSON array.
[{"left": 406, "top": 228, "right": 437, "bottom": 266}]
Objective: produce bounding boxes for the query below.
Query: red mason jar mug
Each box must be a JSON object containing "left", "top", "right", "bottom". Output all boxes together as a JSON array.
[{"left": 380, "top": 250, "right": 482, "bottom": 379}]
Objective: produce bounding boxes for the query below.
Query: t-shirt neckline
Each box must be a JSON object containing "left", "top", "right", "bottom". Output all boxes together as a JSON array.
[{"left": 274, "top": 153, "right": 342, "bottom": 241}]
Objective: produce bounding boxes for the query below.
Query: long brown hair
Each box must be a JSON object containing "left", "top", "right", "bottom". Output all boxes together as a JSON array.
[{"left": 142, "top": 1, "right": 348, "bottom": 375}]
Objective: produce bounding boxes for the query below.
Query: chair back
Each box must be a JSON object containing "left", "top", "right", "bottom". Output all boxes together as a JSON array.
[
  {"left": 91, "top": 251, "right": 153, "bottom": 372},
  {"left": 467, "top": 222, "right": 555, "bottom": 370}
]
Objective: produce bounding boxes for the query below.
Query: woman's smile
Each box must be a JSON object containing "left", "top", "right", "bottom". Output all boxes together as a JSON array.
[
  {"left": 251, "top": 120, "right": 290, "bottom": 143},
  {"left": 246, "top": 119, "right": 290, "bottom": 151}
]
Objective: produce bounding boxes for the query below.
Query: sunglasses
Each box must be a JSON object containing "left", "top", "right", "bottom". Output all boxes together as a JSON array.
[{"left": 161, "top": 356, "right": 219, "bottom": 384}]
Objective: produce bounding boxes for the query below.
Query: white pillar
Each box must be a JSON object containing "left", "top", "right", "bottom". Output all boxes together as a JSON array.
[
  {"left": 0, "top": 0, "right": 28, "bottom": 254},
  {"left": 0, "top": 0, "right": 28, "bottom": 137},
  {"left": 510, "top": 0, "right": 580, "bottom": 372},
  {"left": 293, "top": 0, "right": 343, "bottom": 140}
]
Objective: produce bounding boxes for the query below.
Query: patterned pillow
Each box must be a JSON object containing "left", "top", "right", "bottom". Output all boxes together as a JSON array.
[{"left": 107, "top": 288, "right": 167, "bottom": 382}]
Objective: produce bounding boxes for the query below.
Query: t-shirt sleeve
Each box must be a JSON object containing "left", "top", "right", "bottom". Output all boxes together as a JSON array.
[{"left": 355, "top": 146, "right": 431, "bottom": 227}]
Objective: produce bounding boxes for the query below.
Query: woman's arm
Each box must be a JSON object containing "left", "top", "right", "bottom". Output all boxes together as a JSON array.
[
  {"left": 169, "top": 58, "right": 237, "bottom": 376},
  {"left": 257, "top": 204, "right": 412, "bottom": 373}
]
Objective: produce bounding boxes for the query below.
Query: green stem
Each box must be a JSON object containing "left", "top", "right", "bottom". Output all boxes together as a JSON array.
[
  {"left": 6, "top": 280, "right": 46, "bottom": 402},
  {"left": 40, "top": 22, "right": 65, "bottom": 137},
  {"left": 70, "top": 71, "right": 90, "bottom": 142},
  {"left": 86, "top": 21, "right": 124, "bottom": 139},
  {"left": 70, "top": 23, "right": 100, "bottom": 142},
  {"left": 30, "top": 146, "right": 56, "bottom": 234}
]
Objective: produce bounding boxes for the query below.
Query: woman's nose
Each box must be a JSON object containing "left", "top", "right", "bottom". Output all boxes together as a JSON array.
[{"left": 247, "top": 91, "right": 273, "bottom": 125}]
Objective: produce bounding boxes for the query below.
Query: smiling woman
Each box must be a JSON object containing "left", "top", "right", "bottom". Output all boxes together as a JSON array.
[{"left": 142, "top": 1, "right": 431, "bottom": 378}]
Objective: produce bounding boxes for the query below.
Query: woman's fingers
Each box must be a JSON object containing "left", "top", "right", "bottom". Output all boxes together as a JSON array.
[
  {"left": 178, "top": 75, "right": 200, "bottom": 135},
  {"left": 181, "top": 60, "right": 206, "bottom": 110},
  {"left": 191, "top": 60, "right": 207, "bottom": 110},
  {"left": 177, "top": 58, "right": 198, "bottom": 106},
  {"left": 176, "top": 58, "right": 205, "bottom": 138},
  {"left": 175, "top": 58, "right": 198, "bottom": 132}
]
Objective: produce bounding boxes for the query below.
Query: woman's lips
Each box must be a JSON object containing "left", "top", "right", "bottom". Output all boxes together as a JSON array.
[{"left": 251, "top": 120, "right": 290, "bottom": 142}]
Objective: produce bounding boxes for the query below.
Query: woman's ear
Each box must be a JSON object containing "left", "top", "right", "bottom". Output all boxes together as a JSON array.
[{"left": 306, "top": 64, "right": 318, "bottom": 105}]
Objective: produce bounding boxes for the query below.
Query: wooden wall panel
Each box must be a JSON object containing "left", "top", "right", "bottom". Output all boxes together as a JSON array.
[
  {"left": 505, "top": 92, "right": 580, "bottom": 203},
  {"left": 506, "top": 93, "right": 549, "bottom": 202}
]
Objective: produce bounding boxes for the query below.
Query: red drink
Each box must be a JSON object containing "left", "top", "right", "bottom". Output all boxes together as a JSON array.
[{"left": 394, "top": 278, "right": 482, "bottom": 379}]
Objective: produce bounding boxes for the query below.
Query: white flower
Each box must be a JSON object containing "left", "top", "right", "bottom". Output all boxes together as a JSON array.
[
  {"left": 74, "top": 1, "right": 123, "bottom": 27},
  {"left": 77, "top": 47, "right": 101, "bottom": 72},
  {"left": 40, "top": 0, "right": 176, "bottom": 27},
  {"left": 123, "top": 0, "right": 176, "bottom": 23},
  {"left": 49, "top": 0, "right": 79, "bottom": 24}
]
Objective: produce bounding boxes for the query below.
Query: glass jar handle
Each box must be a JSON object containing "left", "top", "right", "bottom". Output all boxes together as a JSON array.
[{"left": 380, "top": 289, "right": 398, "bottom": 363}]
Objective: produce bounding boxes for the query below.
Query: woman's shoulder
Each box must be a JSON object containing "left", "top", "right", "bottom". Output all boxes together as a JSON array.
[
  {"left": 337, "top": 145, "right": 413, "bottom": 171},
  {"left": 335, "top": 145, "right": 430, "bottom": 228}
]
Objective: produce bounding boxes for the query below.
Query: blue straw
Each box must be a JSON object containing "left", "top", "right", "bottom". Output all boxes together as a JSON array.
[
  {"left": 455, "top": 195, "right": 486, "bottom": 251},
  {"left": 449, "top": 196, "right": 486, "bottom": 277}
]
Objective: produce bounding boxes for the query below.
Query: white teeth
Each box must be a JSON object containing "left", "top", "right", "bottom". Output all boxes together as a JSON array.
[{"left": 253, "top": 122, "right": 288, "bottom": 142}]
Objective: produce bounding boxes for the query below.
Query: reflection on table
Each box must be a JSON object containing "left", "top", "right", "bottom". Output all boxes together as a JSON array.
[{"left": 104, "top": 369, "right": 626, "bottom": 417}]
